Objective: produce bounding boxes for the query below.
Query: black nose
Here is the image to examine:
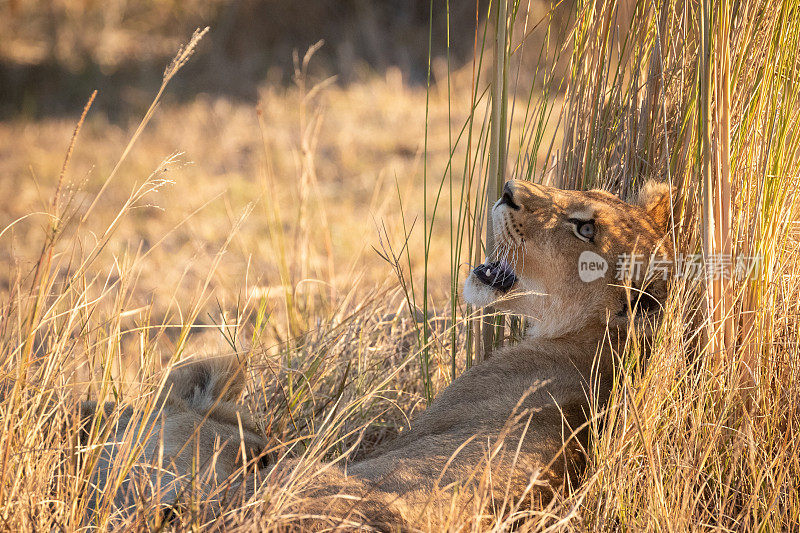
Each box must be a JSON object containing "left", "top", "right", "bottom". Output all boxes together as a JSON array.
[
  {"left": 498, "top": 182, "right": 520, "bottom": 210},
  {"left": 473, "top": 261, "right": 517, "bottom": 292}
]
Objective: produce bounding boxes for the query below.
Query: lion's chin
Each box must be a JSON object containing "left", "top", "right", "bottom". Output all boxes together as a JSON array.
[{"left": 462, "top": 273, "right": 499, "bottom": 307}]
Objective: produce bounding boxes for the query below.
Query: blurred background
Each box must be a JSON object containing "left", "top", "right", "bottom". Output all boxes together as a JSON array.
[
  {"left": 0, "top": 0, "right": 570, "bottom": 344},
  {"left": 0, "top": 0, "right": 572, "bottom": 118}
]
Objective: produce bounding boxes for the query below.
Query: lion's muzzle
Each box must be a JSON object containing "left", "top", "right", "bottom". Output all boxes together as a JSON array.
[{"left": 472, "top": 261, "right": 517, "bottom": 292}]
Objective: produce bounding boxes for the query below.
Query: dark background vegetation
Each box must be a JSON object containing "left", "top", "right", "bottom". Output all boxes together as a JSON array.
[
  {"left": 0, "top": 0, "right": 577, "bottom": 119},
  {"left": 1, "top": 1, "right": 485, "bottom": 118}
]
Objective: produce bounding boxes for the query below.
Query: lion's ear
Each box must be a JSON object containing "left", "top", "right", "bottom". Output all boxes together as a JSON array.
[
  {"left": 636, "top": 181, "right": 676, "bottom": 233},
  {"left": 160, "top": 356, "right": 247, "bottom": 411}
]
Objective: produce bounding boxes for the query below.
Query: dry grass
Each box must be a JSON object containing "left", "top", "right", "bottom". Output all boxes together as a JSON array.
[{"left": 1, "top": 0, "right": 800, "bottom": 531}]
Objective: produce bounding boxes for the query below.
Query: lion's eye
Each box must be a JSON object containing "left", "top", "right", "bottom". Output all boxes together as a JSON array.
[{"left": 569, "top": 219, "right": 595, "bottom": 242}]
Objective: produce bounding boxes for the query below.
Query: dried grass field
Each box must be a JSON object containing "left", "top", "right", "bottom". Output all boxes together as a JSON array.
[{"left": 1, "top": 0, "right": 800, "bottom": 531}]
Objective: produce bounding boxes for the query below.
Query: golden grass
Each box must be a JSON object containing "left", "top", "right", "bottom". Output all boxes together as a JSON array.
[{"left": 1, "top": 0, "right": 799, "bottom": 530}]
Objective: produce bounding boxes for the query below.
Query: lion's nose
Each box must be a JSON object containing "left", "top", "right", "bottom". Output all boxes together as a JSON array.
[{"left": 498, "top": 182, "right": 520, "bottom": 210}]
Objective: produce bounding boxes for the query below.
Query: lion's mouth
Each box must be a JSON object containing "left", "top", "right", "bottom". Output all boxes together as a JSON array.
[{"left": 472, "top": 261, "right": 517, "bottom": 293}]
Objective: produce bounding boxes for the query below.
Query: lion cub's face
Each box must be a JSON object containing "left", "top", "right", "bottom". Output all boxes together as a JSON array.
[
  {"left": 463, "top": 180, "right": 673, "bottom": 338},
  {"left": 79, "top": 357, "right": 268, "bottom": 517}
]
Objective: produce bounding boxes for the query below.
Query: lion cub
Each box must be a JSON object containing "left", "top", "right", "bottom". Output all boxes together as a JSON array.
[{"left": 77, "top": 357, "right": 266, "bottom": 522}]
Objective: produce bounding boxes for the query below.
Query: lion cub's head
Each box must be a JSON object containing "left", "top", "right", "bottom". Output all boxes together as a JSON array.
[
  {"left": 79, "top": 357, "right": 267, "bottom": 519},
  {"left": 464, "top": 179, "right": 673, "bottom": 338}
]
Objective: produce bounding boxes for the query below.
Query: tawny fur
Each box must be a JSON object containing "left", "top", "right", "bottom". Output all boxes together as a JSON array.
[
  {"left": 78, "top": 356, "right": 265, "bottom": 522},
  {"left": 247, "top": 180, "right": 675, "bottom": 530}
]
